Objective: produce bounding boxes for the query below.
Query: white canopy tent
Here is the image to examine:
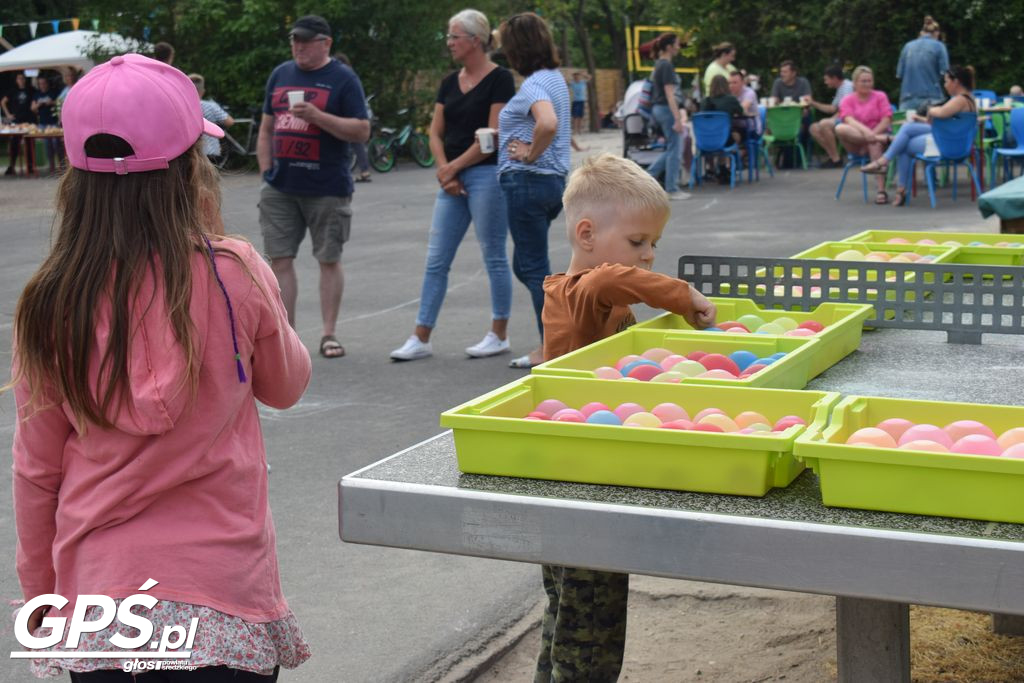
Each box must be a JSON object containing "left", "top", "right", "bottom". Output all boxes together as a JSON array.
[{"left": 0, "top": 30, "right": 147, "bottom": 73}]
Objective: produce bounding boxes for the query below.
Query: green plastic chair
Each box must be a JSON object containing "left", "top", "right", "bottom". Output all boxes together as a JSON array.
[{"left": 763, "top": 106, "right": 807, "bottom": 169}]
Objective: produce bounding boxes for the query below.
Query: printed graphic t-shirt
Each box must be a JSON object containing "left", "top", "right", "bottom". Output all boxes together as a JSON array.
[{"left": 262, "top": 59, "right": 367, "bottom": 197}]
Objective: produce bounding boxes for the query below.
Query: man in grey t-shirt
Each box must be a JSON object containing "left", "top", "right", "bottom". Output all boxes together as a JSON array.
[
  {"left": 808, "top": 65, "right": 854, "bottom": 168},
  {"left": 769, "top": 60, "right": 812, "bottom": 166}
]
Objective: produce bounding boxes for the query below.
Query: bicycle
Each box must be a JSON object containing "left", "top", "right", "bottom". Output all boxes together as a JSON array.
[
  {"left": 368, "top": 107, "right": 434, "bottom": 172},
  {"left": 210, "top": 107, "right": 260, "bottom": 171}
]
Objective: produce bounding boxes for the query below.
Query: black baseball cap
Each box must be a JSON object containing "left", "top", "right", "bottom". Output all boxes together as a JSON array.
[{"left": 289, "top": 15, "right": 331, "bottom": 40}]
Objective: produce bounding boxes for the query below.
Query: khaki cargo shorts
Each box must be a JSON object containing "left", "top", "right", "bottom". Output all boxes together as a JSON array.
[{"left": 258, "top": 183, "right": 352, "bottom": 263}]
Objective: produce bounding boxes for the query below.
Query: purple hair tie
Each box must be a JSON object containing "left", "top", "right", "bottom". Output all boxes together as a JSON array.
[{"left": 203, "top": 235, "right": 247, "bottom": 383}]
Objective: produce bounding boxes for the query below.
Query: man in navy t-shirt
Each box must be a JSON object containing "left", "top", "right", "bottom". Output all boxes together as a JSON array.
[{"left": 257, "top": 15, "right": 369, "bottom": 359}]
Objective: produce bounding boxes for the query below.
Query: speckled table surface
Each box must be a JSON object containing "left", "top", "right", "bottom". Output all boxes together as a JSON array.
[{"left": 350, "top": 328, "right": 1024, "bottom": 544}]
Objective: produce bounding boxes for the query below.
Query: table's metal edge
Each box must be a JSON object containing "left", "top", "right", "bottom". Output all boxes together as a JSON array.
[{"left": 338, "top": 476, "right": 1024, "bottom": 616}]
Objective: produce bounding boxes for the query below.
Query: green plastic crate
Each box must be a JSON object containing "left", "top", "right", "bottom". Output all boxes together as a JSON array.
[
  {"left": 442, "top": 376, "right": 840, "bottom": 496},
  {"left": 633, "top": 298, "right": 873, "bottom": 378},
  {"left": 789, "top": 241, "right": 955, "bottom": 273},
  {"left": 935, "top": 245, "right": 1024, "bottom": 267},
  {"left": 795, "top": 395, "right": 1024, "bottom": 524},
  {"left": 532, "top": 328, "right": 818, "bottom": 389},
  {"left": 842, "top": 229, "right": 1024, "bottom": 249}
]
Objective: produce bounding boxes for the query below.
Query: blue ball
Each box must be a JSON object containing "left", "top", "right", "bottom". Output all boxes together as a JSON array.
[
  {"left": 969, "top": 241, "right": 986, "bottom": 246},
  {"left": 728, "top": 350, "right": 759, "bottom": 371},
  {"left": 620, "top": 359, "right": 662, "bottom": 376},
  {"left": 770, "top": 352, "right": 787, "bottom": 360},
  {"left": 586, "top": 410, "right": 622, "bottom": 426},
  {"left": 705, "top": 327, "right": 724, "bottom": 332},
  {"left": 754, "top": 357, "right": 777, "bottom": 366}
]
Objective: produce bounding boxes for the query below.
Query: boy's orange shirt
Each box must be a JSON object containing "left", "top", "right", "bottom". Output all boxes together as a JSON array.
[{"left": 542, "top": 263, "right": 698, "bottom": 362}]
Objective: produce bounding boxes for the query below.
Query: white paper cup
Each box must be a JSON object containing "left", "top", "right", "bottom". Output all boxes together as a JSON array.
[
  {"left": 287, "top": 90, "right": 305, "bottom": 107},
  {"left": 783, "top": 96, "right": 794, "bottom": 104},
  {"left": 767, "top": 97, "right": 778, "bottom": 107},
  {"left": 476, "top": 127, "right": 496, "bottom": 154},
  {"left": 1005, "top": 97, "right": 1014, "bottom": 107}
]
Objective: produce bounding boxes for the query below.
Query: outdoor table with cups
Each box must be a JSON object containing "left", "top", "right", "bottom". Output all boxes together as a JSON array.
[{"left": 339, "top": 231, "right": 1024, "bottom": 683}]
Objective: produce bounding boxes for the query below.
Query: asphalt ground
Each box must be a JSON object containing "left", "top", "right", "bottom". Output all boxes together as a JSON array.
[{"left": 0, "top": 132, "right": 996, "bottom": 682}]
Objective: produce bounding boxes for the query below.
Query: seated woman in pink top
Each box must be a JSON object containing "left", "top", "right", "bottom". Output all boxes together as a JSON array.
[
  {"left": 835, "top": 65, "right": 893, "bottom": 204},
  {"left": 10, "top": 54, "right": 311, "bottom": 681}
]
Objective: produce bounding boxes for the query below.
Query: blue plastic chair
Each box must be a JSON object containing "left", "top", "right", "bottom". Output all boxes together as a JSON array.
[
  {"left": 913, "top": 113, "right": 981, "bottom": 208},
  {"left": 991, "top": 107, "right": 1024, "bottom": 184},
  {"left": 835, "top": 153, "right": 870, "bottom": 203},
  {"left": 689, "top": 112, "right": 742, "bottom": 190},
  {"left": 973, "top": 89, "right": 998, "bottom": 102},
  {"left": 745, "top": 106, "right": 775, "bottom": 182}
]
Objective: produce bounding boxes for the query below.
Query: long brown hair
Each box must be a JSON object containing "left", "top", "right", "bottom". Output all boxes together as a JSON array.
[
  {"left": 12, "top": 137, "right": 222, "bottom": 429},
  {"left": 498, "top": 12, "right": 559, "bottom": 76}
]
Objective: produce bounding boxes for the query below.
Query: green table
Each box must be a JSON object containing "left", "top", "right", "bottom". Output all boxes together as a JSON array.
[{"left": 978, "top": 174, "right": 1024, "bottom": 233}]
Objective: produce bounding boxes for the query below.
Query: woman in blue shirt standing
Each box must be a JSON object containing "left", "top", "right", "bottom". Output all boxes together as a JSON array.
[
  {"left": 896, "top": 16, "right": 950, "bottom": 111},
  {"left": 497, "top": 12, "right": 571, "bottom": 369}
]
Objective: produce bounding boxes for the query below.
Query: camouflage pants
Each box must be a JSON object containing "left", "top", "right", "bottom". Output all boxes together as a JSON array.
[{"left": 534, "top": 565, "right": 629, "bottom": 682}]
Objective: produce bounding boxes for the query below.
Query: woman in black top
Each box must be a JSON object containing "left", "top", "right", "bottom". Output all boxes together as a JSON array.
[{"left": 390, "top": 9, "right": 516, "bottom": 361}]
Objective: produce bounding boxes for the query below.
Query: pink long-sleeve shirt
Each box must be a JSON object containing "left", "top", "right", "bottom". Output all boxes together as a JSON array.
[{"left": 12, "top": 238, "right": 311, "bottom": 622}]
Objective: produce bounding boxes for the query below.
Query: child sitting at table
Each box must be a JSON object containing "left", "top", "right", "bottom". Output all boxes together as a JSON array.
[{"left": 535, "top": 153, "right": 716, "bottom": 681}]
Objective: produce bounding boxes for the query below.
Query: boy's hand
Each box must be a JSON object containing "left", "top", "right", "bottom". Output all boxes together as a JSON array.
[{"left": 689, "top": 289, "right": 716, "bottom": 329}]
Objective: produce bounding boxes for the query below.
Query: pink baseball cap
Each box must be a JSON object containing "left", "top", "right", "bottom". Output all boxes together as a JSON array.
[{"left": 63, "top": 53, "right": 224, "bottom": 174}]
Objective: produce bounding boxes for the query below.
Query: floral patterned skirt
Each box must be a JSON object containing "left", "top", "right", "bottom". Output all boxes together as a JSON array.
[{"left": 24, "top": 599, "right": 311, "bottom": 678}]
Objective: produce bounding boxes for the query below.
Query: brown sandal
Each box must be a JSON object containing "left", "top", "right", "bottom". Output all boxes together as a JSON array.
[
  {"left": 891, "top": 188, "right": 907, "bottom": 207},
  {"left": 874, "top": 190, "right": 889, "bottom": 205},
  {"left": 319, "top": 335, "right": 345, "bottom": 358},
  {"left": 860, "top": 160, "right": 889, "bottom": 175}
]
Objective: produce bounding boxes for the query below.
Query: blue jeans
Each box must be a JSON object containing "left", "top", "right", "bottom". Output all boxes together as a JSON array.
[
  {"left": 884, "top": 121, "right": 931, "bottom": 190},
  {"left": 647, "top": 104, "right": 681, "bottom": 191},
  {"left": 499, "top": 171, "right": 565, "bottom": 338},
  {"left": 416, "top": 163, "right": 512, "bottom": 329}
]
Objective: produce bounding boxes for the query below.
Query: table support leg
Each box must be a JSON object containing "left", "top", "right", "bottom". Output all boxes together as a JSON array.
[
  {"left": 836, "top": 597, "right": 910, "bottom": 683},
  {"left": 992, "top": 613, "right": 1024, "bottom": 635}
]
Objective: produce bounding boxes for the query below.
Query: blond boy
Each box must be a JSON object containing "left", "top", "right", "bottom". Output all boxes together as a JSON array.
[{"left": 536, "top": 154, "right": 715, "bottom": 681}]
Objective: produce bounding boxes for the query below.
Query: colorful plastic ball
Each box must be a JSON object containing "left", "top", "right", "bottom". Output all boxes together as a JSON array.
[
  {"left": 718, "top": 321, "right": 750, "bottom": 333},
  {"left": 699, "top": 369, "right": 739, "bottom": 380},
  {"left": 1002, "top": 443, "right": 1024, "bottom": 458},
  {"left": 620, "top": 377, "right": 640, "bottom": 382},
  {"left": 739, "top": 363, "right": 768, "bottom": 377},
  {"left": 659, "top": 354, "right": 689, "bottom": 371},
  {"left": 552, "top": 408, "right": 586, "bottom": 422},
  {"left": 944, "top": 419, "right": 996, "bottom": 442},
  {"left": 623, "top": 411, "right": 662, "bottom": 428},
  {"left": 835, "top": 249, "right": 865, "bottom": 261},
  {"left": 773, "top": 415, "right": 807, "bottom": 432},
  {"left": 651, "top": 403, "right": 690, "bottom": 422},
  {"left": 705, "top": 327, "right": 725, "bottom": 332},
  {"left": 729, "top": 350, "right": 759, "bottom": 371},
  {"left": 968, "top": 241, "right": 986, "bottom": 246},
  {"left": 620, "top": 359, "right": 662, "bottom": 376},
  {"left": 916, "top": 238, "right": 937, "bottom": 245},
  {"left": 586, "top": 410, "right": 622, "bottom": 426},
  {"left": 785, "top": 328, "right": 817, "bottom": 337},
  {"left": 769, "top": 352, "right": 788, "bottom": 360},
  {"left": 670, "top": 360, "right": 708, "bottom": 377},
  {"left": 865, "top": 252, "right": 891, "bottom": 262},
  {"left": 886, "top": 237, "right": 911, "bottom": 244},
  {"left": 686, "top": 351, "right": 708, "bottom": 361},
  {"left": 660, "top": 419, "right": 694, "bottom": 430},
  {"left": 724, "top": 327, "right": 750, "bottom": 334},
  {"left": 889, "top": 254, "right": 913, "bottom": 263},
  {"left": 534, "top": 399, "right": 568, "bottom": 416},
  {"left": 898, "top": 440, "right": 949, "bottom": 453},
  {"left": 902, "top": 252, "right": 923, "bottom": 261},
  {"left": 745, "top": 422, "right": 772, "bottom": 432},
  {"left": 698, "top": 353, "right": 741, "bottom": 375},
  {"left": 693, "top": 407, "right": 726, "bottom": 422},
  {"left": 846, "top": 427, "right": 897, "bottom": 448},
  {"left": 627, "top": 364, "right": 664, "bottom": 381},
  {"left": 942, "top": 240, "right": 963, "bottom": 246},
  {"left": 898, "top": 424, "right": 953, "bottom": 449},
  {"left": 756, "top": 322, "right": 786, "bottom": 335},
  {"left": 951, "top": 435, "right": 1002, "bottom": 456},
  {"left": 996, "top": 427, "right": 1024, "bottom": 451},
  {"left": 753, "top": 357, "right": 777, "bottom": 366},
  {"left": 614, "top": 354, "right": 642, "bottom": 371},
  {"left": 690, "top": 423, "right": 723, "bottom": 432},
  {"left": 736, "top": 314, "right": 766, "bottom": 331},
  {"left": 734, "top": 411, "right": 770, "bottom": 428},
  {"left": 651, "top": 371, "right": 684, "bottom": 383},
  {"left": 772, "top": 317, "right": 798, "bottom": 332},
  {"left": 594, "top": 366, "right": 623, "bottom": 379},
  {"left": 526, "top": 411, "right": 551, "bottom": 420},
  {"left": 613, "top": 402, "right": 646, "bottom": 421},
  {"left": 797, "top": 320, "right": 825, "bottom": 333},
  {"left": 699, "top": 413, "right": 740, "bottom": 432},
  {"left": 580, "top": 402, "right": 611, "bottom": 418},
  {"left": 641, "top": 347, "right": 674, "bottom": 362},
  {"left": 875, "top": 418, "right": 915, "bottom": 441}
]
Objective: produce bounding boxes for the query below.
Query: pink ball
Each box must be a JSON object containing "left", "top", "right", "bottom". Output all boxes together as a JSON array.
[
  {"left": 692, "top": 423, "right": 724, "bottom": 432},
  {"left": 651, "top": 403, "right": 690, "bottom": 422},
  {"left": 580, "top": 402, "right": 611, "bottom": 418},
  {"left": 659, "top": 354, "right": 688, "bottom": 371},
  {"left": 614, "top": 354, "right": 642, "bottom": 371},
  {"left": 845, "top": 427, "right": 897, "bottom": 448},
  {"left": 951, "top": 435, "right": 1001, "bottom": 456},
  {"left": 785, "top": 328, "right": 817, "bottom": 337},
  {"left": 698, "top": 353, "right": 741, "bottom": 375},
  {"left": 525, "top": 411, "right": 550, "bottom": 420},
  {"left": 887, "top": 237, "right": 911, "bottom": 244},
  {"left": 725, "top": 327, "right": 750, "bottom": 334},
  {"left": 613, "top": 402, "right": 646, "bottom": 421},
  {"left": 718, "top": 321, "right": 750, "bottom": 333},
  {"left": 641, "top": 347, "right": 674, "bottom": 362},
  {"left": 899, "top": 439, "right": 949, "bottom": 453},
  {"left": 693, "top": 407, "right": 725, "bottom": 422},
  {"left": 898, "top": 424, "right": 953, "bottom": 449},
  {"left": 773, "top": 415, "right": 807, "bottom": 432},
  {"left": 660, "top": 419, "right": 694, "bottom": 430},
  {"left": 686, "top": 351, "right": 708, "bottom": 361},
  {"left": 876, "top": 418, "right": 915, "bottom": 441},
  {"left": 997, "top": 427, "right": 1024, "bottom": 451},
  {"left": 594, "top": 366, "right": 623, "bottom": 379},
  {"left": 797, "top": 320, "right": 825, "bottom": 333},
  {"left": 739, "top": 363, "right": 768, "bottom": 377},
  {"left": 627, "top": 364, "right": 664, "bottom": 381},
  {"left": 944, "top": 420, "right": 996, "bottom": 443},
  {"left": 534, "top": 399, "right": 568, "bottom": 416},
  {"left": 552, "top": 408, "right": 586, "bottom": 422},
  {"left": 1002, "top": 443, "right": 1024, "bottom": 459},
  {"left": 699, "top": 369, "right": 739, "bottom": 380}
]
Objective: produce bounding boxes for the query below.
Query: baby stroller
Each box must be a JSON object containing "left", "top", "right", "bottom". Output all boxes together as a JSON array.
[{"left": 617, "top": 79, "right": 663, "bottom": 167}]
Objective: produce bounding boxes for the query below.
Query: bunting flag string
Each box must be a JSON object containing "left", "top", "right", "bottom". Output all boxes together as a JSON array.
[
  {"left": 29, "top": 21, "right": 38, "bottom": 37},
  {"left": 0, "top": 17, "right": 95, "bottom": 38}
]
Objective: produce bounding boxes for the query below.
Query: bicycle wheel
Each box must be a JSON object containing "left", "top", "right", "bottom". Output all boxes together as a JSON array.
[
  {"left": 369, "top": 137, "right": 395, "bottom": 173},
  {"left": 410, "top": 133, "right": 434, "bottom": 167},
  {"left": 210, "top": 137, "right": 232, "bottom": 170}
]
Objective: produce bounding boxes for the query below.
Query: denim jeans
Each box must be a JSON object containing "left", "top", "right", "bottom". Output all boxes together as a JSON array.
[
  {"left": 884, "top": 121, "right": 931, "bottom": 190},
  {"left": 416, "top": 163, "right": 512, "bottom": 329},
  {"left": 646, "top": 104, "right": 681, "bottom": 191},
  {"left": 499, "top": 170, "right": 565, "bottom": 338}
]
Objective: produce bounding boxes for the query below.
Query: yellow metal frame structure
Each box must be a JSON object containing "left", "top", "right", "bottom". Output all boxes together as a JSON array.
[{"left": 625, "top": 24, "right": 697, "bottom": 76}]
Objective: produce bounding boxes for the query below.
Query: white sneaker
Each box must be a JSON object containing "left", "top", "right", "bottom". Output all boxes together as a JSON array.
[
  {"left": 390, "top": 335, "right": 433, "bottom": 361},
  {"left": 667, "top": 190, "right": 692, "bottom": 201},
  {"left": 465, "top": 331, "right": 511, "bottom": 358}
]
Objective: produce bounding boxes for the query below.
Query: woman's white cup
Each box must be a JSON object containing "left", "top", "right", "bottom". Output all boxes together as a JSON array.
[
  {"left": 287, "top": 90, "right": 305, "bottom": 108},
  {"left": 476, "top": 127, "right": 496, "bottom": 154}
]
